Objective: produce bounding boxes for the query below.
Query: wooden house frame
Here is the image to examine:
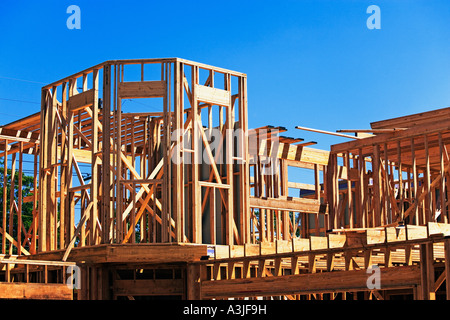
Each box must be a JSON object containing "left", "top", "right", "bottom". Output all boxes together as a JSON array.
[
  {"left": 328, "top": 108, "right": 450, "bottom": 230},
  {"left": 16, "top": 58, "right": 250, "bottom": 254},
  {"left": 1, "top": 59, "right": 450, "bottom": 300}
]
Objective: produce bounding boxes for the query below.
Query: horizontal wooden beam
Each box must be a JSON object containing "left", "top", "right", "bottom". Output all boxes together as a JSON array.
[
  {"left": 120, "top": 179, "right": 163, "bottom": 185},
  {"left": 200, "top": 265, "right": 420, "bottom": 299},
  {"left": 371, "top": 107, "right": 450, "bottom": 130},
  {"left": 331, "top": 118, "right": 450, "bottom": 154},
  {"left": 296, "top": 126, "right": 361, "bottom": 140},
  {"left": 118, "top": 81, "right": 166, "bottom": 99},
  {"left": 337, "top": 129, "right": 406, "bottom": 134},
  {"left": 288, "top": 182, "right": 316, "bottom": 191},
  {"left": 68, "top": 89, "right": 95, "bottom": 112},
  {"left": 28, "top": 244, "right": 208, "bottom": 264},
  {"left": 250, "top": 140, "right": 329, "bottom": 165},
  {"left": 0, "top": 283, "right": 73, "bottom": 300},
  {"left": 195, "top": 84, "right": 231, "bottom": 106},
  {"left": 0, "top": 128, "right": 40, "bottom": 143},
  {"left": 198, "top": 181, "right": 231, "bottom": 189},
  {"left": 249, "top": 197, "right": 328, "bottom": 214},
  {"left": 114, "top": 279, "right": 184, "bottom": 296},
  {"left": 0, "top": 258, "right": 76, "bottom": 267}
]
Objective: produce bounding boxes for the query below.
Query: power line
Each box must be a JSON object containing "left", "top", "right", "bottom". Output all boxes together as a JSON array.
[
  {"left": 0, "top": 76, "right": 44, "bottom": 124},
  {"left": 0, "top": 76, "right": 43, "bottom": 123},
  {"left": 0, "top": 76, "right": 46, "bottom": 85},
  {"left": 0, "top": 97, "right": 40, "bottom": 105}
]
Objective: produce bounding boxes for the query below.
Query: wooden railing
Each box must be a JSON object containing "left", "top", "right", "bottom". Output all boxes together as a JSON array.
[
  {"left": 190, "top": 222, "right": 450, "bottom": 300},
  {"left": 0, "top": 256, "right": 77, "bottom": 299}
]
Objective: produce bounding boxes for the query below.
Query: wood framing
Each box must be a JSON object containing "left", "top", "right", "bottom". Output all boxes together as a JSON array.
[{"left": 2, "top": 59, "right": 450, "bottom": 300}]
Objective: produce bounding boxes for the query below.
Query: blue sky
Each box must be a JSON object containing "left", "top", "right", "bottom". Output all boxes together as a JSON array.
[{"left": 1, "top": 0, "right": 450, "bottom": 150}]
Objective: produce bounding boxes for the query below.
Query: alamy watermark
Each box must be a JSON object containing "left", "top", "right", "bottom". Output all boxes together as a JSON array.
[
  {"left": 66, "top": 5, "right": 81, "bottom": 30},
  {"left": 66, "top": 265, "right": 81, "bottom": 289},
  {"left": 366, "top": 5, "right": 381, "bottom": 30},
  {"left": 170, "top": 127, "right": 280, "bottom": 175},
  {"left": 366, "top": 265, "right": 381, "bottom": 290}
]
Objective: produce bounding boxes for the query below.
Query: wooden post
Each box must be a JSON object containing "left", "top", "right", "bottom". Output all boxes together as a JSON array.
[
  {"left": 439, "top": 134, "right": 447, "bottom": 223},
  {"left": 191, "top": 65, "right": 201, "bottom": 243},
  {"left": 420, "top": 242, "right": 435, "bottom": 300},
  {"left": 174, "top": 61, "right": 184, "bottom": 242},
  {"left": 5, "top": 263, "right": 11, "bottom": 282},
  {"left": 2, "top": 140, "right": 7, "bottom": 254},
  {"left": 116, "top": 65, "right": 123, "bottom": 243},
  {"left": 91, "top": 69, "right": 99, "bottom": 245},
  {"left": 427, "top": 242, "right": 436, "bottom": 300},
  {"left": 383, "top": 143, "right": 390, "bottom": 224},
  {"left": 39, "top": 89, "right": 48, "bottom": 252},
  {"left": 162, "top": 62, "right": 172, "bottom": 242},
  {"left": 314, "top": 163, "right": 321, "bottom": 234},
  {"left": 49, "top": 86, "right": 57, "bottom": 251},
  {"left": 59, "top": 82, "right": 67, "bottom": 250},
  {"left": 91, "top": 266, "right": 98, "bottom": 300},
  {"left": 66, "top": 80, "right": 75, "bottom": 247},
  {"left": 187, "top": 264, "right": 202, "bottom": 300},
  {"left": 346, "top": 152, "right": 353, "bottom": 228},
  {"left": 242, "top": 76, "right": 250, "bottom": 243},
  {"left": 397, "top": 141, "right": 404, "bottom": 221},
  {"left": 17, "top": 142, "right": 23, "bottom": 255},
  {"left": 225, "top": 73, "right": 234, "bottom": 245},
  {"left": 210, "top": 187, "right": 216, "bottom": 244},
  {"left": 411, "top": 138, "right": 419, "bottom": 225},
  {"left": 80, "top": 265, "right": 88, "bottom": 300},
  {"left": 424, "top": 135, "right": 432, "bottom": 222},
  {"left": 31, "top": 148, "right": 38, "bottom": 254},
  {"left": 373, "top": 145, "right": 382, "bottom": 226},
  {"left": 102, "top": 64, "right": 112, "bottom": 243},
  {"left": 327, "top": 154, "right": 338, "bottom": 230},
  {"left": 5, "top": 153, "right": 17, "bottom": 254},
  {"left": 44, "top": 265, "right": 48, "bottom": 284},
  {"left": 358, "top": 148, "right": 366, "bottom": 228},
  {"left": 291, "top": 256, "right": 300, "bottom": 275}
]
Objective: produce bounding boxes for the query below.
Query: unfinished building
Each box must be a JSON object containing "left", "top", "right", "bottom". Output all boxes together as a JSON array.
[{"left": 0, "top": 58, "right": 450, "bottom": 300}]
